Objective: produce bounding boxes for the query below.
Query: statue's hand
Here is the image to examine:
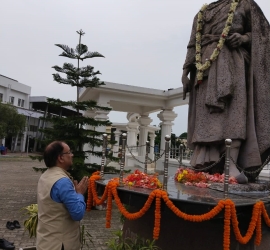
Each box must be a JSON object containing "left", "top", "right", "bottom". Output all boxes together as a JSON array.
[
  {"left": 182, "top": 69, "right": 190, "bottom": 100},
  {"left": 226, "top": 33, "right": 245, "bottom": 48}
]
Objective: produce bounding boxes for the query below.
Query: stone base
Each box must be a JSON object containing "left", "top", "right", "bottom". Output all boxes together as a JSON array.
[
  {"left": 123, "top": 203, "right": 270, "bottom": 250},
  {"left": 210, "top": 181, "right": 270, "bottom": 193},
  {"left": 96, "top": 175, "right": 270, "bottom": 250}
]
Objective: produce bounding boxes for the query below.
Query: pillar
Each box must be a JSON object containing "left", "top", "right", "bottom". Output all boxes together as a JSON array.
[
  {"left": 113, "top": 129, "right": 121, "bottom": 157},
  {"left": 1, "top": 138, "right": 5, "bottom": 146},
  {"left": 40, "top": 103, "right": 48, "bottom": 142},
  {"left": 138, "top": 115, "right": 152, "bottom": 157},
  {"left": 5, "top": 84, "right": 11, "bottom": 103},
  {"left": 126, "top": 121, "right": 139, "bottom": 154},
  {"left": 33, "top": 119, "right": 41, "bottom": 152},
  {"left": 21, "top": 121, "right": 28, "bottom": 153},
  {"left": 149, "top": 133, "right": 156, "bottom": 160},
  {"left": 157, "top": 109, "right": 177, "bottom": 158},
  {"left": 84, "top": 107, "right": 110, "bottom": 164}
]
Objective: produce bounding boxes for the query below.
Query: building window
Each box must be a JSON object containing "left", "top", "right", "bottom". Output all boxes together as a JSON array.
[
  {"left": 18, "top": 98, "right": 21, "bottom": 106},
  {"left": 21, "top": 99, "right": 25, "bottom": 107},
  {"left": 29, "top": 125, "right": 38, "bottom": 132},
  {"left": 0, "top": 93, "right": 3, "bottom": 102},
  {"left": 9, "top": 96, "right": 14, "bottom": 104}
]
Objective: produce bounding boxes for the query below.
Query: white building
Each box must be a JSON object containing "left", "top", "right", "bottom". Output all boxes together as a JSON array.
[
  {"left": 0, "top": 74, "right": 31, "bottom": 151},
  {"left": 0, "top": 74, "right": 30, "bottom": 110},
  {"left": 0, "top": 75, "right": 78, "bottom": 152}
]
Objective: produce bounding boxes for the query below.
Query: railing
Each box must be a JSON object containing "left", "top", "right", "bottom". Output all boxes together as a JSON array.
[
  {"left": 169, "top": 146, "right": 193, "bottom": 161},
  {"left": 101, "top": 134, "right": 265, "bottom": 197}
]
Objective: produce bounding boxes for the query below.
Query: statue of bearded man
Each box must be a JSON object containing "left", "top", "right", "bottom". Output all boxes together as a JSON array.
[{"left": 182, "top": 0, "right": 270, "bottom": 183}]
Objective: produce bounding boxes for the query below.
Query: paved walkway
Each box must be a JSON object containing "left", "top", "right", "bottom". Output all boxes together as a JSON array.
[{"left": 0, "top": 154, "right": 122, "bottom": 250}]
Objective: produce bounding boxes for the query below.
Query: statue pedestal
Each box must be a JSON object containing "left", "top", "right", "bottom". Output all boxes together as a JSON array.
[{"left": 97, "top": 175, "right": 270, "bottom": 250}]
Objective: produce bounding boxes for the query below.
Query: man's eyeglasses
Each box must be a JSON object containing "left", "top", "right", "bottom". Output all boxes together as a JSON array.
[{"left": 61, "top": 150, "right": 72, "bottom": 155}]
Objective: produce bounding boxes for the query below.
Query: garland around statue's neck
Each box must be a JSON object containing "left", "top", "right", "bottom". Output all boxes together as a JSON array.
[{"left": 195, "top": 0, "right": 239, "bottom": 84}]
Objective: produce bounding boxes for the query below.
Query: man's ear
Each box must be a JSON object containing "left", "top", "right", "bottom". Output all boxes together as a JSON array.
[{"left": 58, "top": 154, "right": 64, "bottom": 163}]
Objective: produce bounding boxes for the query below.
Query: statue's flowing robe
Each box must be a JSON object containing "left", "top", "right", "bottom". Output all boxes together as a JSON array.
[{"left": 183, "top": 0, "right": 270, "bottom": 176}]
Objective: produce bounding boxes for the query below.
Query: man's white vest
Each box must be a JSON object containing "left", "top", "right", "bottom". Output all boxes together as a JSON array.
[{"left": 36, "top": 167, "right": 81, "bottom": 250}]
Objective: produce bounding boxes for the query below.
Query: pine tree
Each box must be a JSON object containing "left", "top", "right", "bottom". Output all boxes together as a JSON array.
[{"left": 40, "top": 30, "right": 115, "bottom": 180}]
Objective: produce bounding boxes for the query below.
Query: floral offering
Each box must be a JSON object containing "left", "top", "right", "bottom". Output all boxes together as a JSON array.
[
  {"left": 123, "top": 169, "right": 162, "bottom": 189},
  {"left": 175, "top": 167, "right": 237, "bottom": 188}
]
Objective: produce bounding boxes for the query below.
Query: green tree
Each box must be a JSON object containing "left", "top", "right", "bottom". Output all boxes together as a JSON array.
[
  {"left": 171, "top": 133, "right": 177, "bottom": 147},
  {"left": 0, "top": 103, "right": 26, "bottom": 139},
  {"left": 39, "top": 30, "right": 116, "bottom": 180},
  {"left": 179, "top": 132, "right": 187, "bottom": 139}
]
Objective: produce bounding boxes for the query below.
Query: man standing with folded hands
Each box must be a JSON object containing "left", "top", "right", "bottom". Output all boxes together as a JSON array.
[{"left": 36, "top": 141, "right": 89, "bottom": 250}]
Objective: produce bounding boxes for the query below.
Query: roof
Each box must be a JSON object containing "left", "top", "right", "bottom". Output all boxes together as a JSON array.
[{"left": 29, "top": 96, "right": 82, "bottom": 117}]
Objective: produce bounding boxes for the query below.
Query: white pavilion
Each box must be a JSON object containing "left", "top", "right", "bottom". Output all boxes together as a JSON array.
[{"left": 79, "top": 81, "right": 188, "bottom": 175}]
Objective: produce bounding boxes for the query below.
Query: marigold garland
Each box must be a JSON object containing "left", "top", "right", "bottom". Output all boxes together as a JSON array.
[
  {"left": 86, "top": 174, "right": 102, "bottom": 211},
  {"left": 255, "top": 203, "right": 262, "bottom": 246},
  {"left": 223, "top": 200, "right": 231, "bottom": 250},
  {"left": 230, "top": 200, "right": 261, "bottom": 245},
  {"left": 87, "top": 172, "right": 270, "bottom": 250},
  {"left": 162, "top": 193, "right": 225, "bottom": 222},
  {"left": 261, "top": 203, "right": 270, "bottom": 226},
  {"left": 106, "top": 183, "right": 113, "bottom": 228},
  {"left": 112, "top": 186, "right": 156, "bottom": 220},
  {"left": 153, "top": 191, "right": 162, "bottom": 239}
]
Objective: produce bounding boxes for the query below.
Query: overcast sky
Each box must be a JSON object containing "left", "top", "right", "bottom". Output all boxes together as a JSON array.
[{"left": 1, "top": 0, "right": 269, "bottom": 136}]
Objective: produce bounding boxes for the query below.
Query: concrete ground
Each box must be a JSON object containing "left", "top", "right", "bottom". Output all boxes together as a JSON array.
[{"left": 0, "top": 153, "right": 122, "bottom": 250}]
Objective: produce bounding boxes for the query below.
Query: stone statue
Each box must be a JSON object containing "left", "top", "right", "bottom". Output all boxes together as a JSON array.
[{"left": 182, "top": 0, "right": 270, "bottom": 183}]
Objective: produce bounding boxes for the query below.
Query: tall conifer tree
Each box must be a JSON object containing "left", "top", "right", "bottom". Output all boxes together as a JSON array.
[{"left": 40, "top": 30, "right": 114, "bottom": 179}]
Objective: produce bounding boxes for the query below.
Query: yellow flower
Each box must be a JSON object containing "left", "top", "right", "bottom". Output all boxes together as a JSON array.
[
  {"left": 177, "top": 170, "right": 188, "bottom": 182},
  {"left": 177, "top": 173, "right": 183, "bottom": 182}
]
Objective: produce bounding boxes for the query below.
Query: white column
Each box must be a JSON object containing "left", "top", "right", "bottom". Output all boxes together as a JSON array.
[
  {"left": 126, "top": 121, "right": 139, "bottom": 154},
  {"left": 5, "top": 84, "right": 11, "bottom": 103},
  {"left": 33, "top": 118, "right": 41, "bottom": 152},
  {"left": 1, "top": 138, "right": 5, "bottom": 146},
  {"left": 13, "top": 134, "right": 19, "bottom": 152},
  {"left": 20, "top": 134, "right": 25, "bottom": 152},
  {"left": 157, "top": 109, "right": 177, "bottom": 158},
  {"left": 26, "top": 94, "right": 30, "bottom": 109},
  {"left": 138, "top": 115, "right": 152, "bottom": 157},
  {"left": 21, "top": 121, "right": 28, "bottom": 153},
  {"left": 113, "top": 129, "right": 121, "bottom": 157},
  {"left": 149, "top": 133, "right": 156, "bottom": 160},
  {"left": 84, "top": 108, "right": 110, "bottom": 164}
]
